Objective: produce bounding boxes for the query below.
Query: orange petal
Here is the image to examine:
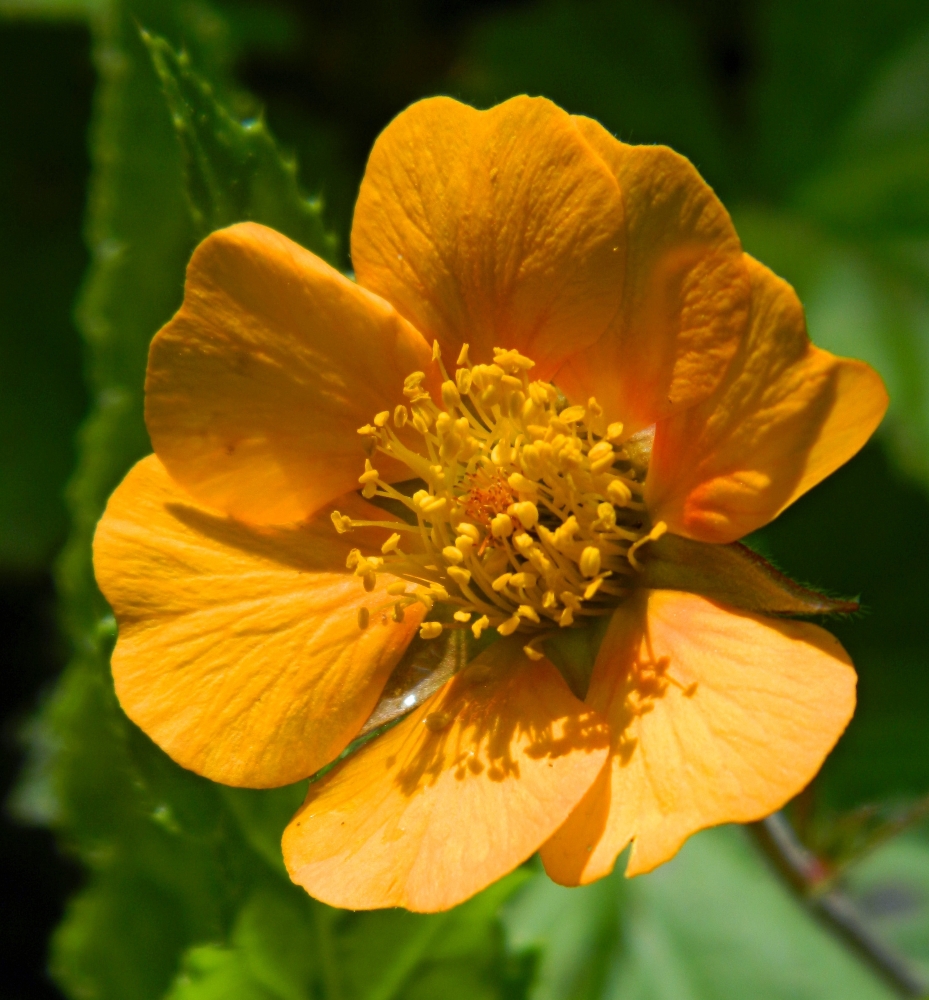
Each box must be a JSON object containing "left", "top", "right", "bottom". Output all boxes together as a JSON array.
[
  {"left": 541, "top": 590, "right": 855, "bottom": 884},
  {"left": 146, "top": 222, "right": 434, "bottom": 524},
  {"left": 646, "top": 255, "right": 888, "bottom": 543},
  {"left": 554, "top": 117, "right": 750, "bottom": 433},
  {"left": 283, "top": 639, "right": 610, "bottom": 912},
  {"left": 93, "top": 454, "right": 423, "bottom": 788},
  {"left": 350, "top": 96, "right": 625, "bottom": 379}
]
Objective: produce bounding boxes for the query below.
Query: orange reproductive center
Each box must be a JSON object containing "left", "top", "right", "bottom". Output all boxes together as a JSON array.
[{"left": 332, "top": 344, "right": 662, "bottom": 659}]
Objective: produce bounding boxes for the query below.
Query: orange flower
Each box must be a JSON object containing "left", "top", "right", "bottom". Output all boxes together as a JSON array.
[{"left": 93, "top": 96, "right": 888, "bottom": 913}]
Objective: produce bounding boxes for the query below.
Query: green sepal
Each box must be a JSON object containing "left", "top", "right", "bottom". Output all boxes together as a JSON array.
[
  {"left": 143, "top": 30, "right": 338, "bottom": 263},
  {"left": 640, "top": 532, "right": 858, "bottom": 616},
  {"left": 542, "top": 614, "right": 611, "bottom": 700}
]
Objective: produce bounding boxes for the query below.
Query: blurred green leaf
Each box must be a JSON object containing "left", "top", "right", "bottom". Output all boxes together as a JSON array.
[
  {"left": 737, "top": 15, "right": 929, "bottom": 490},
  {"left": 145, "top": 31, "right": 337, "bottom": 261},
  {"left": 0, "top": 24, "right": 89, "bottom": 571},
  {"left": 749, "top": 0, "right": 929, "bottom": 198},
  {"left": 164, "top": 872, "right": 532, "bottom": 1000},
  {"left": 219, "top": 784, "right": 307, "bottom": 876},
  {"left": 53, "top": 868, "right": 193, "bottom": 1000},
  {"left": 454, "top": 0, "right": 729, "bottom": 191},
  {"left": 845, "top": 829, "right": 929, "bottom": 983},
  {"left": 505, "top": 827, "right": 897, "bottom": 1000}
]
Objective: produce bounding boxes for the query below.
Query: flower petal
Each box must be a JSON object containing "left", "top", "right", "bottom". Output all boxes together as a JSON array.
[
  {"left": 554, "top": 117, "right": 750, "bottom": 433},
  {"left": 540, "top": 590, "right": 855, "bottom": 885},
  {"left": 646, "top": 255, "right": 888, "bottom": 543},
  {"left": 283, "top": 638, "right": 610, "bottom": 912},
  {"left": 146, "top": 222, "right": 435, "bottom": 525},
  {"left": 350, "top": 96, "right": 626, "bottom": 379},
  {"left": 93, "top": 454, "right": 423, "bottom": 788}
]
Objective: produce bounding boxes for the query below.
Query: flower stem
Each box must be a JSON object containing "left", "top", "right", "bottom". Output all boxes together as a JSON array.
[{"left": 750, "top": 812, "right": 928, "bottom": 998}]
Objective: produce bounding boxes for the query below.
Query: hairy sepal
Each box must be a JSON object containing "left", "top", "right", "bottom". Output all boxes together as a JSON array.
[{"left": 640, "top": 532, "right": 858, "bottom": 617}]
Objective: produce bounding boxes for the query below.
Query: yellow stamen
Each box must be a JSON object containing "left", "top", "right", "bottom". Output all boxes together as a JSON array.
[
  {"left": 337, "top": 344, "right": 654, "bottom": 647},
  {"left": 627, "top": 521, "right": 668, "bottom": 571},
  {"left": 381, "top": 533, "right": 402, "bottom": 554},
  {"left": 472, "top": 615, "right": 490, "bottom": 639}
]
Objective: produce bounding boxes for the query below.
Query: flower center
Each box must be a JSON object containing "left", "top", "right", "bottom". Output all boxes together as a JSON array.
[{"left": 332, "top": 343, "right": 664, "bottom": 659}]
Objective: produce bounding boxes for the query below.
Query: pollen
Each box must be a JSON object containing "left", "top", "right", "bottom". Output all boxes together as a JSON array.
[{"left": 338, "top": 343, "right": 656, "bottom": 653}]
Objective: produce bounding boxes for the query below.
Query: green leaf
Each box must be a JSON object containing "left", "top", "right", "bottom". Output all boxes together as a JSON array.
[
  {"left": 163, "top": 873, "right": 533, "bottom": 1000},
  {"left": 144, "top": 30, "right": 337, "bottom": 262},
  {"left": 505, "top": 827, "right": 897, "bottom": 999}
]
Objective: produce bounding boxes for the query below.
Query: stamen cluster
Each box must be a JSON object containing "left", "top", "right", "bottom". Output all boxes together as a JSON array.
[{"left": 332, "top": 343, "right": 663, "bottom": 659}]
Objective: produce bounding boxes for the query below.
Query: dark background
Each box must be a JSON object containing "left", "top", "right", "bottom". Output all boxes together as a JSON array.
[{"left": 4, "top": 2, "right": 929, "bottom": 996}]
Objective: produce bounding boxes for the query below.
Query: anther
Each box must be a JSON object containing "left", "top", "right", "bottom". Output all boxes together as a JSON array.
[
  {"left": 498, "top": 614, "right": 521, "bottom": 636},
  {"left": 580, "top": 546, "right": 602, "bottom": 577},
  {"left": 457, "top": 343, "right": 470, "bottom": 366},
  {"left": 442, "top": 545, "right": 463, "bottom": 564},
  {"left": 441, "top": 381, "right": 461, "bottom": 409},
  {"left": 448, "top": 566, "right": 471, "bottom": 587},
  {"left": 394, "top": 405, "right": 408, "bottom": 427},
  {"left": 381, "top": 533, "right": 402, "bottom": 554},
  {"left": 513, "top": 533, "right": 534, "bottom": 555},
  {"left": 454, "top": 610, "right": 472, "bottom": 622},
  {"left": 386, "top": 581, "right": 408, "bottom": 596},
  {"left": 472, "top": 615, "right": 490, "bottom": 639},
  {"left": 524, "top": 644, "right": 544, "bottom": 661},
  {"left": 357, "top": 607, "right": 370, "bottom": 630},
  {"left": 373, "top": 410, "right": 390, "bottom": 427},
  {"left": 331, "top": 511, "right": 353, "bottom": 534},
  {"left": 559, "top": 405, "right": 586, "bottom": 424},
  {"left": 456, "top": 367, "right": 472, "bottom": 395},
  {"left": 606, "top": 421, "right": 624, "bottom": 441},
  {"left": 359, "top": 460, "right": 380, "bottom": 485},
  {"left": 491, "top": 513, "right": 513, "bottom": 538},
  {"left": 608, "top": 479, "right": 632, "bottom": 505},
  {"left": 511, "top": 501, "right": 539, "bottom": 529},
  {"left": 420, "top": 621, "right": 443, "bottom": 639},
  {"left": 455, "top": 535, "right": 475, "bottom": 557}
]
